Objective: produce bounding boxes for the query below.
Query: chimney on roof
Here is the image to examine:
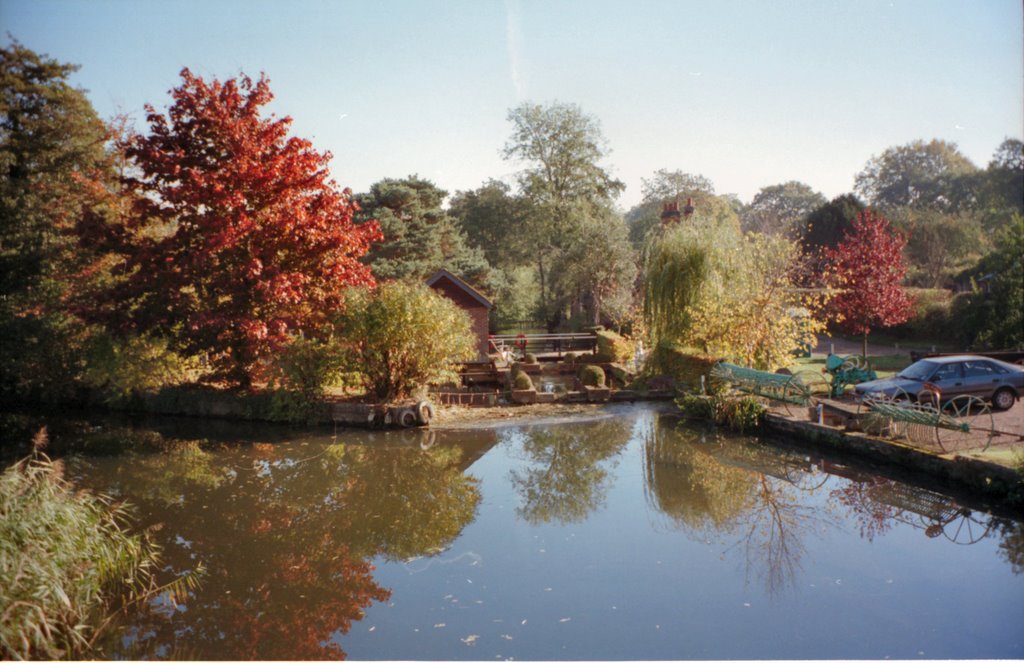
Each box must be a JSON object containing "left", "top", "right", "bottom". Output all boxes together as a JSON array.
[
  {"left": 683, "top": 197, "right": 695, "bottom": 217},
  {"left": 660, "top": 200, "right": 681, "bottom": 225}
]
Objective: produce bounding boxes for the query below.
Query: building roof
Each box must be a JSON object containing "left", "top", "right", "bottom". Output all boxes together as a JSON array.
[{"left": 425, "top": 269, "right": 493, "bottom": 309}]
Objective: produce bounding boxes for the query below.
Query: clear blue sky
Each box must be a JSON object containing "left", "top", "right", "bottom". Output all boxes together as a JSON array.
[{"left": 3, "top": 0, "right": 1021, "bottom": 209}]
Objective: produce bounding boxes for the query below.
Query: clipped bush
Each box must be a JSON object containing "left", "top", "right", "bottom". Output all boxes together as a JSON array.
[
  {"left": 512, "top": 371, "right": 534, "bottom": 390},
  {"left": 510, "top": 362, "right": 525, "bottom": 377},
  {"left": 594, "top": 330, "right": 635, "bottom": 363},
  {"left": 524, "top": 352, "right": 538, "bottom": 364},
  {"left": 579, "top": 364, "right": 606, "bottom": 387},
  {"left": 563, "top": 352, "right": 579, "bottom": 364},
  {"left": 642, "top": 341, "right": 719, "bottom": 392}
]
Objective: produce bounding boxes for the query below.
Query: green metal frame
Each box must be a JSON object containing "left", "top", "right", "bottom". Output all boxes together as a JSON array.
[{"left": 711, "top": 362, "right": 813, "bottom": 407}]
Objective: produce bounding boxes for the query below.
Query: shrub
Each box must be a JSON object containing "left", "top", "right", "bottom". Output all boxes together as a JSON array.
[
  {"left": 594, "top": 330, "right": 634, "bottom": 363},
  {"left": 0, "top": 432, "right": 201, "bottom": 659},
  {"left": 579, "top": 364, "right": 606, "bottom": 387},
  {"left": 524, "top": 352, "right": 538, "bottom": 364},
  {"left": 263, "top": 336, "right": 346, "bottom": 423},
  {"left": 563, "top": 352, "right": 579, "bottom": 364},
  {"left": 335, "top": 282, "right": 476, "bottom": 402},
  {"left": 642, "top": 341, "right": 719, "bottom": 392},
  {"left": 675, "top": 392, "right": 765, "bottom": 432},
  {"left": 512, "top": 371, "right": 534, "bottom": 390},
  {"left": 887, "top": 288, "right": 954, "bottom": 340},
  {"left": 83, "top": 332, "right": 195, "bottom": 403},
  {"left": 718, "top": 396, "right": 767, "bottom": 433},
  {"left": 676, "top": 393, "right": 716, "bottom": 420}
]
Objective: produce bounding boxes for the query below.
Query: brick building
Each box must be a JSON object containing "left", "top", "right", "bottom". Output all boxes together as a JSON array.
[{"left": 426, "top": 269, "right": 493, "bottom": 360}]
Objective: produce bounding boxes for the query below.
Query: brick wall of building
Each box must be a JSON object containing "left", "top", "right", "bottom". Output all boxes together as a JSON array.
[
  {"left": 469, "top": 306, "right": 490, "bottom": 358},
  {"left": 427, "top": 276, "right": 491, "bottom": 360}
]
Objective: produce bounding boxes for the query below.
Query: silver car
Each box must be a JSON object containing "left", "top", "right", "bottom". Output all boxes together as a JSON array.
[{"left": 853, "top": 355, "right": 1024, "bottom": 411}]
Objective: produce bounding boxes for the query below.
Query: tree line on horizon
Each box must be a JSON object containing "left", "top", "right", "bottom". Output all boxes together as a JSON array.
[{"left": 2, "top": 38, "right": 1021, "bottom": 401}]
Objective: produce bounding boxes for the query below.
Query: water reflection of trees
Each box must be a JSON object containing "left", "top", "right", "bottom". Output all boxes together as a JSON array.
[
  {"left": 642, "top": 420, "right": 829, "bottom": 595},
  {"left": 643, "top": 416, "right": 1024, "bottom": 592},
  {"left": 67, "top": 429, "right": 481, "bottom": 660},
  {"left": 509, "top": 418, "right": 632, "bottom": 524},
  {"left": 995, "top": 519, "right": 1024, "bottom": 574}
]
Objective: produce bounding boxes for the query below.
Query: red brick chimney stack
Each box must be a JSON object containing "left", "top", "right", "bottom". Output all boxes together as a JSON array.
[
  {"left": 660, "top": 200, "right": 681, "bottom": 225},
  {"left": 683, "top": 197, "right": 695, "bottom": 217}
]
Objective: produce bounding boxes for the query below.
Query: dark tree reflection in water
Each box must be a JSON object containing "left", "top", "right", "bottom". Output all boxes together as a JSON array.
[
  {"left": 996, "top": 519, "right": 1024, "bottom": 574},
  {"left": 65, "top": 430, "right": 481, "bottom": 660}
]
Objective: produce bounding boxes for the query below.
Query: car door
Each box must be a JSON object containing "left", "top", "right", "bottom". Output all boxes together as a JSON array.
[
  {"left": 928, "top": 361, "right": 965, "bottom": 399},
  {"left": 961, "top": 359, "right": 1007, "bottom": 399}
]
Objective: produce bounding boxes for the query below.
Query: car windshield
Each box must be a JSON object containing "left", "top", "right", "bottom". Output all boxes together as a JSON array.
[{"left": 897, "top": 359, "right": 938, "bottom": 381}]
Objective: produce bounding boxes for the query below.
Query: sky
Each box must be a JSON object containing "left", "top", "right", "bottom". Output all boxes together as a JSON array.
[{"left": 3, "top": 0, "right": 1021, "bottom": 210}]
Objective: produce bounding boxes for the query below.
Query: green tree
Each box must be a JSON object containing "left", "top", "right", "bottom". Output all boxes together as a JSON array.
[
  {"left": 854, "top": 139, "right": 978, "bottom": 212},
  {"left": 626, "top": 170, "right": 728, "bottom": 247},
  {"left": 742, "top": 181, "right": 826, "bottom": 237},
  {"left": 888, "top": 207, "right": 987, "bottom": 288},
  {"left": 448, "top": 180, "right": 540, "bottom": 327},
  {"left": 644, "top": 210, "right": 820, "bottom": 369},
  {"left": 640, "top": 169, "right": 715, "bottom": 203},
  {"left": 975, "top": 138, "right": 1024, "bottom": 233},
  {"left": 502, "top": 101, "right": 630, "bottom": 328},
  {"left": 800, "top": 193, "right": 865, "bottom": 254},
  {"left": 334, "top": 281, "right": 476, "bottom": 401},
  {"left": 954, "top": 215, "right": 1023, "bottom": 350},
  {"left": 448, "top": 179, "right": 533, "bottom": 271},
  {"left": 503, "top": 101, "right": 623, "bottom": 205},
  {"left": 547, "top": 204, "right": 637, "bottom": 326},
  {"left": 358, "top": 175, "right": 491, "bottom": 284},
  {"left": 0, "top": 39, "right": 107, "bottom": 302},
  {"left": 0, "top": 41, "right": 116, "bottom": 398}
]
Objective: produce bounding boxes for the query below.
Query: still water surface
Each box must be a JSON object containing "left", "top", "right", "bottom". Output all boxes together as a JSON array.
[{"left": 31, "top": 403, "right": 1024, "bottom": 659}]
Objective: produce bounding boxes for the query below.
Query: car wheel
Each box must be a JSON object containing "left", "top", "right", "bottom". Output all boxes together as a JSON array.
[{"left": 991, "top": 388, "right": 1016, "bottom": 411}]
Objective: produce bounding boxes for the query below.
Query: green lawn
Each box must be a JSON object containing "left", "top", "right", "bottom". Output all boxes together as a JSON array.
[{"left": 788, "top": 353, "right": 911, "bottom": 379}]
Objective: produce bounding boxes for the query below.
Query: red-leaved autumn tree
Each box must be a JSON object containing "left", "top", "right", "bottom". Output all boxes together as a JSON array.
[
  {"left": 90, "top": 69, "right": 381, "bottom": 386},
  {"left": 827, "top": 209, "right": 913, "bottom": 357}
]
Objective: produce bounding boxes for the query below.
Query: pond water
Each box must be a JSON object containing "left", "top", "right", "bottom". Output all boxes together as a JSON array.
[{"left": 11, "top": 403, "right": 1024, "bottom": 660}]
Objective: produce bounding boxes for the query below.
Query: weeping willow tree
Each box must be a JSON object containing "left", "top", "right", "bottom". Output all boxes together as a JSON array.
[
  {"left": 643, "top": 216, "right": 823, "bottom": 370},
  {"left": 643, "top": 236, "right": 709, "bottom": 346}
]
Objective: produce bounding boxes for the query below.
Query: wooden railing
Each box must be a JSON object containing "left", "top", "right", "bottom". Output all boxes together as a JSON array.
[{"left": 489, "top": 333, "right": 596, "bottom": 357}]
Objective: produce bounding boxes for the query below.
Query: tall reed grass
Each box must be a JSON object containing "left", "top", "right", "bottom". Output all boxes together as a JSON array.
[{"left": 0, "top": 429, "right": 200, "bottom": 659}]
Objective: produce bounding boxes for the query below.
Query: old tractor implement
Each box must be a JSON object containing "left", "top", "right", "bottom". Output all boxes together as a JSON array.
[
  {"left": 858, "top": 392, "right": 995, "bottom": 453},
  {"left": 824, "top": 354, "right": 876, "bottom": 398},
  {"left": 710, "top": 362, "right": 829, "bottom": 417}
]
